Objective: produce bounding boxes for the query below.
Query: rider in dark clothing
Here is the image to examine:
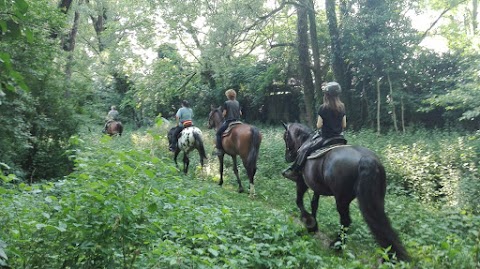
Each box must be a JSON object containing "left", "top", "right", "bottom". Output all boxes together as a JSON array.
[
  {"left": 215, "top": 89, "right": 242, "bottom": 155},
  {"left": 282, "top": 82, "right": 346, "bottom": 181}
]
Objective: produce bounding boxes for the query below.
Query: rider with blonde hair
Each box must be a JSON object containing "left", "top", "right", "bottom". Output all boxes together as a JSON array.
[{"left": 215, "top": 89, "right": 242, "bottom": 155}]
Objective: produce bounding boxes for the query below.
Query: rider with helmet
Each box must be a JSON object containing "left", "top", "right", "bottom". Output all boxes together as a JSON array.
[{"left": 282, "top": 82, "right": 346, "bottom": 181}]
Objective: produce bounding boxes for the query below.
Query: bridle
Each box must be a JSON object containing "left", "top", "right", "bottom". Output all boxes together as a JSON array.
[
  {"left": 207, "top": 108, "right": 223, "bottom": 129},
  {"left": 284, "top": 126, "right": 298, "bottom": 161}
]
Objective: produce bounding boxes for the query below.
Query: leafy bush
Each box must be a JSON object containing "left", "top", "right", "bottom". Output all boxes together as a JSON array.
[{"left": 1, "top": 126, "right": 479, "bottom": 268}]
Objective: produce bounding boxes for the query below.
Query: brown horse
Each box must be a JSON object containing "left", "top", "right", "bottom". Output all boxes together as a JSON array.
[
  {"left": 207, "top": 107, "right": 262, "bottom": 196},
  {"left": 283, "top": 122, "right": 409, "bottom": 261},
  {"left": 106, "top": 121, "right": 123, "bottom": 136}
]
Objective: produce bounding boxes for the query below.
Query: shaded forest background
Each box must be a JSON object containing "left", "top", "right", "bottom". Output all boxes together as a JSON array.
[{"left": 1, "top": 0, "right": 480, "bottom": 181}]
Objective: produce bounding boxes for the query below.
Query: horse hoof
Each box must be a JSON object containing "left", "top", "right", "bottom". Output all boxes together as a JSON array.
[
  {"left": 330, "top": 240, "right": 344, "bottom": 251},
  {"left": 238, "top": 188, "right": 244, "bottom": 193}
]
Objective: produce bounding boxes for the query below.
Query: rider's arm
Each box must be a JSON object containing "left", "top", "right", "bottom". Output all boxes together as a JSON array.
[{"left": 342, "top": 115, "right": 347, "bottom": 129}]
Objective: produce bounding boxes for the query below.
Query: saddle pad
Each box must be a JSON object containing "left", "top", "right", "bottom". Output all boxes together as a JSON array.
[
  {"left": 307, "top": 144, "right": 350, "bottom": 159},
  {"left": 222, "top": 121, "right": 243, "bottom": 137}
]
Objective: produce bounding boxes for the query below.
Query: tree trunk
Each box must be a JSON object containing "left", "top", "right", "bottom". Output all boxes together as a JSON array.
[
  {"left": 376, "top": 78, "right": 381, "bottom": 135},
  {"left": 90, "top": 6, "right": 108, "bottom": 52},
  {"left": 401, "top": 94, "right": 405, "bottom": 134},
  {"left": 297, "top": 0, "right": 316, "bottom": 127},
  {"left": 307, "top": 0, "right": 324, "bottom": 99},
  {"left": 63, "top": 11, "right": 80, "bottom": 98},
  {"left": 325, "top": 0, "right": 352, "bottom": 117},
  {"left": 387, "top": 73, "right": 398, "bottom": 132},
  {"left": 473, "top": 0, "right": 478, "bottom": 34}
]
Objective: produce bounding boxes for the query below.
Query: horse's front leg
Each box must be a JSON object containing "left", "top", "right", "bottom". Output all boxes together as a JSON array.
[
  {"left": 183, "top": 152, "right": 189, "bottom": 174},
  {"left": 296, "top": 180, "right": 316, "bottom": 232},
  {"left": 173, "top": 150, "right": 180, "bottom": 168},
  {"left": 231, "top": 156, "right": 244, "bottom": 193}
]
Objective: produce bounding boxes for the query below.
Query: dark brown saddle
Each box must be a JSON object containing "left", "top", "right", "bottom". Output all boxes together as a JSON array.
[{"left": 221, "top": 121, "right": 242, "bottom": 137}]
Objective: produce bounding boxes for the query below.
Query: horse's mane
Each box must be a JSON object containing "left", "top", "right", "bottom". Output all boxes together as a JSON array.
[{"left": 290, "top": 123, "right": 312, "bottom": 144}]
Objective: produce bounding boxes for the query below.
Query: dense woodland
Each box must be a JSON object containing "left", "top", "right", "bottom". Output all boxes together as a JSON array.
[{"left": 1, "top": 0, "right": 479, "bottom": 268}]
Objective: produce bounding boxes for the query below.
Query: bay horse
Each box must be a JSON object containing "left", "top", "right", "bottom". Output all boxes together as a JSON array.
[
  {"left": 282, "top": 122, "right": 409, "bottom": 261},
  {"left": 207, "top": 107, "right": 262, "bottom": 196},
  {"left": 167, "top": 126, "right": 207, "bottom": 174},
  {"left": 106, "top": 121, "right": 123, "bottom": 136}
]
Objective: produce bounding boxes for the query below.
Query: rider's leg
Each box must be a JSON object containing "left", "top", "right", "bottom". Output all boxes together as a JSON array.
[
  {"left": 215, "top": 122, "right": 230, "bottom": 155},
  {"left": 282, "top": 139, "right": 323, "bottom": 180}
]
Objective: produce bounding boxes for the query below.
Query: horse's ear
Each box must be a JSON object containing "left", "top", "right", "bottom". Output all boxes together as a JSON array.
[
  {"left": 210, "top": 104, "right": 215, "bottom": 111},
  {"left": 282, "top": 122, "right": 288, "bottom": 130},
  {"left": 217, "top": 106, "right": 222, "bottom": 111}
]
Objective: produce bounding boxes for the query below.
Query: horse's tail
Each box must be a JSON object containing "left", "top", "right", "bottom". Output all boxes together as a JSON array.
[
  {"left": 246, "top": 126, "right": 261, "bottom": 180},
  {"left": 356, "top": 156, "right": 409, "bottom": 261},
  {"left": 193, "top": 131, "right": 207, "bottom": 162}
]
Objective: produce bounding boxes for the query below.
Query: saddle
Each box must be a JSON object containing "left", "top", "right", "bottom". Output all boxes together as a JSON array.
[
  {"left": 221, "top": 121, "right": 242, "bottom": 137},
  {"left": 307, "top": 136, "right": 348, "bottom": 160}
]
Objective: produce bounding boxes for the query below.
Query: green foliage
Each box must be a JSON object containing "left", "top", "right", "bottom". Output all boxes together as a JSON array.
[
  {"left": 349, "top": 128, "right": 480, "bottom": 212},
  {"left": 1, "top": 126, "right": 480, "bottom": 268}
]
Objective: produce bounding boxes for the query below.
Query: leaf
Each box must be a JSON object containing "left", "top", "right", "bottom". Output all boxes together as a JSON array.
[
  {"left": 208, "top": 248, "right": 219, "bottom": 257},
  {"left": 23, "top": 28, "right": 33, "bottom": 43},
  {"left": 0, "top": 21, "right": 6, "bottom": 34},
  {"left": 144, "top": 169, "right": 156, "bottom": 178},
  {"left": 14, "top": 0, "right": 29, "bottom": 15},
  {"left": 147, "top": 202, "right": 158, "bottom": 213}
]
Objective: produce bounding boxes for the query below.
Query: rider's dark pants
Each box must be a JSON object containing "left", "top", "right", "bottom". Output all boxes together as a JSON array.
[
  {"left": 291, "top": 137, "right": 325, "bottom": 171},
  {"left": 171, "top": 126, "right": 184, "bottom": 148},
  {"left": 216, "top": 119, "right": 236, "bottom": 149}
]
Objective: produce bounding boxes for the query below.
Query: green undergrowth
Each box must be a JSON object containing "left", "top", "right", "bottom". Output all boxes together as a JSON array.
[{"left": 0, "top": 125, "right": 479, "bottom": 268}]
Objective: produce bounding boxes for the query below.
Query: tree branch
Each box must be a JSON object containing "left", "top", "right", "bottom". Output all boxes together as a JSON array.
[{"left": 419, "top": 0, "right": 469, "bottom": 43}]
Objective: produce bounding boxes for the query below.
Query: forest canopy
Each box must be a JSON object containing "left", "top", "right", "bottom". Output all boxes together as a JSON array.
[{"left": 1, "top": 0, "right": 480, "bottom": 181}]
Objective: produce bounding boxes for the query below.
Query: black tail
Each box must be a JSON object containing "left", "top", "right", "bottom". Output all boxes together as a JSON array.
[
  {"left": 356, "top": 156, "right": 409, "bottom": 261},
  {"left": 193, "top": 131, "right": 207, "bottom": 164},
  {"left": 246, "top": 126, "right": 261, "bottom": 182}
]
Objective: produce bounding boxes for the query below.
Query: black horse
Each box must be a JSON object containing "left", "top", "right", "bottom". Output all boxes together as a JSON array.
[
  {"left": 282, "top": 122, "right": 409, "bottom": 261},
  {"left": 167, "top": 126, "right": 207, "bottom": 174}
]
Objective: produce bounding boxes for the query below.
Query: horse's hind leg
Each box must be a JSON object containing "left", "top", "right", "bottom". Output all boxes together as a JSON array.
[
  {"left": 231, "top": 156, "right": 244, "bottom": 193},
  {"left": 330, "top": 198, "right": 353, "bottom": 250},
  {"left": 309, "top": 192, "right": 320, "bottom": 232}
]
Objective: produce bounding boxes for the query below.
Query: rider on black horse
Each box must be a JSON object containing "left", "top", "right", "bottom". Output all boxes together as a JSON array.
[{"left": 282, "top": 82, "right": 347, "bottom": 181}]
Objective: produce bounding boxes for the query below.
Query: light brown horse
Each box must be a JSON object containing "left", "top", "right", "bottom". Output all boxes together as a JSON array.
[
  {"left": 208, "top": 107, "right": 262, "bottom": 196},
  {"left": 106, "top": 121, "right": 123, "bottom": 136}
]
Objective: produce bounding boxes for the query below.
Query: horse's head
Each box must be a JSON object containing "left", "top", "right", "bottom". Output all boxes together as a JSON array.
[
  {"left": 167, "top": 127, "right": 176, "bottom": 145},
  {"left": 282, "top": 122, "right": 312, "bottom": 162},
  {"left": 207, "top": 106, "right": 223, "bottom": 130}
]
